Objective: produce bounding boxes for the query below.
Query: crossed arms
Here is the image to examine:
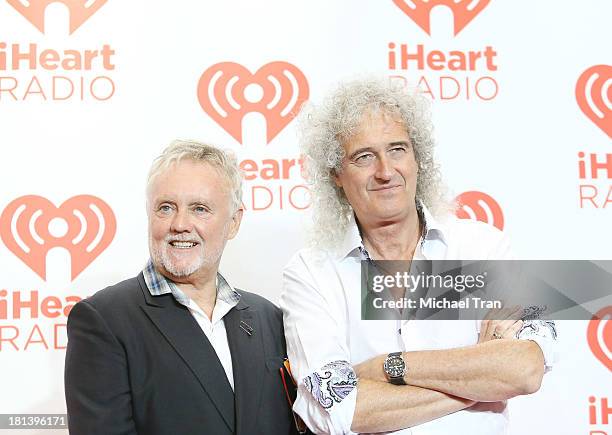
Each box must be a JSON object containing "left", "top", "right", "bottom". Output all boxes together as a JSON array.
[
  {"left": 351, "top": 336, "right": 545, "bottom": 433},
  {"left": 281, "top": 255, "right": 555, "bottom": 435}
]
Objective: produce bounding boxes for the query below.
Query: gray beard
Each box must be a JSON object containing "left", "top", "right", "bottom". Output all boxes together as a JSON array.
[
  {"left": 150, "top": 238, "right": 206, "bottom": 278},
  {"left": 158, "top": 247, "right": 205, "bottom": 278}
]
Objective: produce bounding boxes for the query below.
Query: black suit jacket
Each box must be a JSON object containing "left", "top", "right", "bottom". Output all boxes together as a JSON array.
[{"left": 65, "top": 273, "right": 296, "bottom": 435}]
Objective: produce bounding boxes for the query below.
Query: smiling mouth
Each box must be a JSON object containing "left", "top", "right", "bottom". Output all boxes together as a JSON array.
[
  {"left": 168, "top": 241, "right": 199, "bottom": 248},
  {"left": 370, "top": 185, "right": 402, "bottom": 191}
]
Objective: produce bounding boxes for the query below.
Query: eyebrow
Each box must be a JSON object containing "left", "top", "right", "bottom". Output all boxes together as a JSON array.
[
  {"left": 153, "top": 197, "right": 175, "bottom": 205},
  {"left": 347, "top": 141, "right": 411, "bottom": 160},
  {"left": 347, "top": 146, "right": 376, "bottom": 161},
  {"left": 153, "top": 198, "right": 210, "bottom": 206}
]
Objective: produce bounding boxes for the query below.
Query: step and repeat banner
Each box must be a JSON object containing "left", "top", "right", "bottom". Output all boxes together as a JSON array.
[{"left": 0, "top": 1, "right": 610, "bottom": 434}]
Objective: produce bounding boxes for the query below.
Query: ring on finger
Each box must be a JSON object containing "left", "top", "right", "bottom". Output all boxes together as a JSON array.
[{"left": 492, "top": 331, "right": 503, "bottom": 339}]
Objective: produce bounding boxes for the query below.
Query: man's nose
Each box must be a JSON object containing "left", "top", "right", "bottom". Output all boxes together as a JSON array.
[
  {"left": 374, "top": 155, "right": 393, "bottom": 181},
  {"left": 170, "top": 209, "right": 192, "bottom": 232}
]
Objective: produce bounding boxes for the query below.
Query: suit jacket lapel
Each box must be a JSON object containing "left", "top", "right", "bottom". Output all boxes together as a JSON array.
[
  {"left": 225, "top": 298, "right": 265, "bottom": 435},
  {"left": 137, "top": 275, "right": 235, "bottom": 433}
]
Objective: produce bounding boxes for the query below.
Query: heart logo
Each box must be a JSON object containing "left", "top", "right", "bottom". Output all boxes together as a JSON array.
[
  {"left": 197, "top": 61, "right": 309, "bottom": 144},
  {"left": 576, "top": 65, "right": 612, "bottom": 139},
  {"left": 587, "top": 306, "right": 612, "bottom": 372},
  {"left": 6, "top": 0, "right": 108, "bottom": 35},
  {"left": 392, "top": 0, "right": 491, "bottom": 36},
  {"left": 0, "top": 195, "right": 116, "bottom": 281},
  {"left": 455, "top": 191, "right": 504, "bottom": 231}
]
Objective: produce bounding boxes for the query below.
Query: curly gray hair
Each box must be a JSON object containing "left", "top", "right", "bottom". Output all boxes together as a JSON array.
[
  {"left": 299, "top": 78, "right": 449, "bottom": 249},
  {"left": 147, "top": 139, "right": 243, "bottom": 213}
]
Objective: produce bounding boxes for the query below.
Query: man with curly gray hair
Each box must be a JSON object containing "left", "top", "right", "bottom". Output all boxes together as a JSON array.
[{"left": 280, "top": 79, "right": 556, "bottom": 434}]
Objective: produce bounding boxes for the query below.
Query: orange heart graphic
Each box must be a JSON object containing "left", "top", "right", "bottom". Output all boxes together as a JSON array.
[
  {"left": 576, "top": 65, "right": 612, "bottom": 139},
  {"left": 197, "top": 61, "right": 309, "bottom": 144},
  {"left": 393, "top": 0, "right": 491, "bottom": 36},
  {"left": 455, "top": 191, "right": 504, "bottom": 231},
  {"left": 0, "top": 195, "right": 116, "bottom": 281},
  {"left": 7, "top": 0, "right": 108, "bottom": 34},
  {"left": 587, "top": 306, "right": 612, "bottom": 372}
]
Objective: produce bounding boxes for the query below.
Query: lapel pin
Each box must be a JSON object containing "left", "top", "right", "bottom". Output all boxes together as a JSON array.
[{"left": 240, "top": 320, "right": 254, "bottom": 336}]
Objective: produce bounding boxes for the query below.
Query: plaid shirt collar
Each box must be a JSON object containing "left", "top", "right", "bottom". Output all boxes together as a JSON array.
[{"left": 142, "top": 259, "right": 240, "bottom": 308}]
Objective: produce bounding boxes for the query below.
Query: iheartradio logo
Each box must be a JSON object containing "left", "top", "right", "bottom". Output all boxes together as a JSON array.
[
  {"left": 0, "top": 195, "right": 116, "bottom": 281},
  {"left": 587, "top": 306, "right": 612, "bottom": 372},
  {"left": 455, "top": 190, "right": 504, "bottom": 231},
  {"left": 197, "top": 61, "right": 309, "bottom": 144},
  {"left": 576, "top": 65, "right": 612, "bottom": 139},
  {"left": 6, "top": 0, "right": 107, "bottom": 35},
  {"left": 392, "top": 0, "right": 490, "bottom": 36}
]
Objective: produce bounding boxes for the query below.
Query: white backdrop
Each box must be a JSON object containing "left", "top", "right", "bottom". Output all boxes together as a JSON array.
[{"left": 0, "top": 1, "right": 610, "bottom": 434}]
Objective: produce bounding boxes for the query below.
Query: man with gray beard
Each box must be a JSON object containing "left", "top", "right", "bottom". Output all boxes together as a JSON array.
[{"left": 65, "top": 140, "right": 297, "bottom": 435}]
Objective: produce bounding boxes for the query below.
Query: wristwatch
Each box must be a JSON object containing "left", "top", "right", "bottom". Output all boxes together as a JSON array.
[{"left": 383, "top": 351, "right": 407, "bottom": 385}]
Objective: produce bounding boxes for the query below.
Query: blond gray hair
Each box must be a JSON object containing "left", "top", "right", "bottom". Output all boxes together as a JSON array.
[
  {"left": 147, "top": 139, "right": 243, "bottom": 212},
  {"left": 299, "top": 78, "right": 449, "bottom": 249}
]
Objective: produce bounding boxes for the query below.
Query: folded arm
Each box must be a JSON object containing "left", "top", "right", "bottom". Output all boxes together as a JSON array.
[
  {"left": 354, "top": 338, "right": 545, "bottom": 404},
  {"left": 282, "top": 255, "right": 477, "bottom": 434},
  {"left": 351, "top": 379, "right": 475, "bottom": 434}
]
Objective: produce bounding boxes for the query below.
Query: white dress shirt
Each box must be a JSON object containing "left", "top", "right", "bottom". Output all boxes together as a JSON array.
[
  {"left": 280, "top": 208, "right": 557, "bottom": 435},
  {"left": 183, "top": 293, "right": 237, "bottom": 390},
  {"left": 142, "top": 260, "right": 240, "bottom": 390}
]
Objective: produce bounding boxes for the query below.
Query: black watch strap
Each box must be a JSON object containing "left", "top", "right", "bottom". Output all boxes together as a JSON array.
[
  {"left": 389, "top": 376, "right": 407, "bottom": 385},
  {"left": 386, "top": 352, "right": 407, "bottom": 385}
]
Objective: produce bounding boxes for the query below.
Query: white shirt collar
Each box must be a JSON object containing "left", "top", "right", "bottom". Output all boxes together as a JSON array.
[{"left": 337, "top": 202, "right": 448, "bottom": 259}]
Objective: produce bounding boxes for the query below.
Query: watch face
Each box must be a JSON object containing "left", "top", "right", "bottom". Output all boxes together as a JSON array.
[{"left": 384, "top": 356, "right": 406, "bottom": 377}]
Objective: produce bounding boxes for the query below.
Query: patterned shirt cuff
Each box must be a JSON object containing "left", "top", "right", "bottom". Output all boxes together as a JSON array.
[
  {"left": 516, "top": 320, "right": 558, "bottom": 370},
  {"left": 303, "top": 360, "right": 357, "bottom": 413}
]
